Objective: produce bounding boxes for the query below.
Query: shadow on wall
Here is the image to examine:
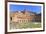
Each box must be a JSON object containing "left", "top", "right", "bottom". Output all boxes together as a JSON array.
[
  {"left": 8, "top": 33, "right": 23, "bottom": 34},
  {"left": 8, "top": 33, "right": 15, "bottom": 34},
  {"left": 8, "top": 0, "right": 19, "bottom": 1}
]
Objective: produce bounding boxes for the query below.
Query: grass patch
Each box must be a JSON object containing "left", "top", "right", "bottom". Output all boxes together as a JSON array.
[{"left": 10, "top": 22, "right": 41, "bottom": 29}]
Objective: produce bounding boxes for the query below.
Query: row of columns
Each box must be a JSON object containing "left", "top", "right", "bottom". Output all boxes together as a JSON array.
[{"left": 18, "top": 19, "right": 32, "bottom": 23}]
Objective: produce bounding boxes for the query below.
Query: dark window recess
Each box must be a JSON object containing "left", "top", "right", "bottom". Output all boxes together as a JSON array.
[{"left": 10, "top": 17, "right": 12, "bottom": 20}]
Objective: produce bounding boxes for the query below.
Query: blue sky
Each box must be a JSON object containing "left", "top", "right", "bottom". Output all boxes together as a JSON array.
[{"left": 10, "top": 4, "right": 41, "bottom": 13}]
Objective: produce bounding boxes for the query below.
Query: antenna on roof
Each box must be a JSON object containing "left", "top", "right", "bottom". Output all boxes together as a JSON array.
[
  {"left": 23, "top": 9, "right": 26, "bottom": 11},
  {"left": 23, "top": 8, "right": 28, "bottom": 12}
]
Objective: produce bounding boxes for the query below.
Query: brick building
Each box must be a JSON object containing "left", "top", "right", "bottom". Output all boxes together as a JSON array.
[{"left": 10, "top": 10, "right": 41, "bottom": 23}]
